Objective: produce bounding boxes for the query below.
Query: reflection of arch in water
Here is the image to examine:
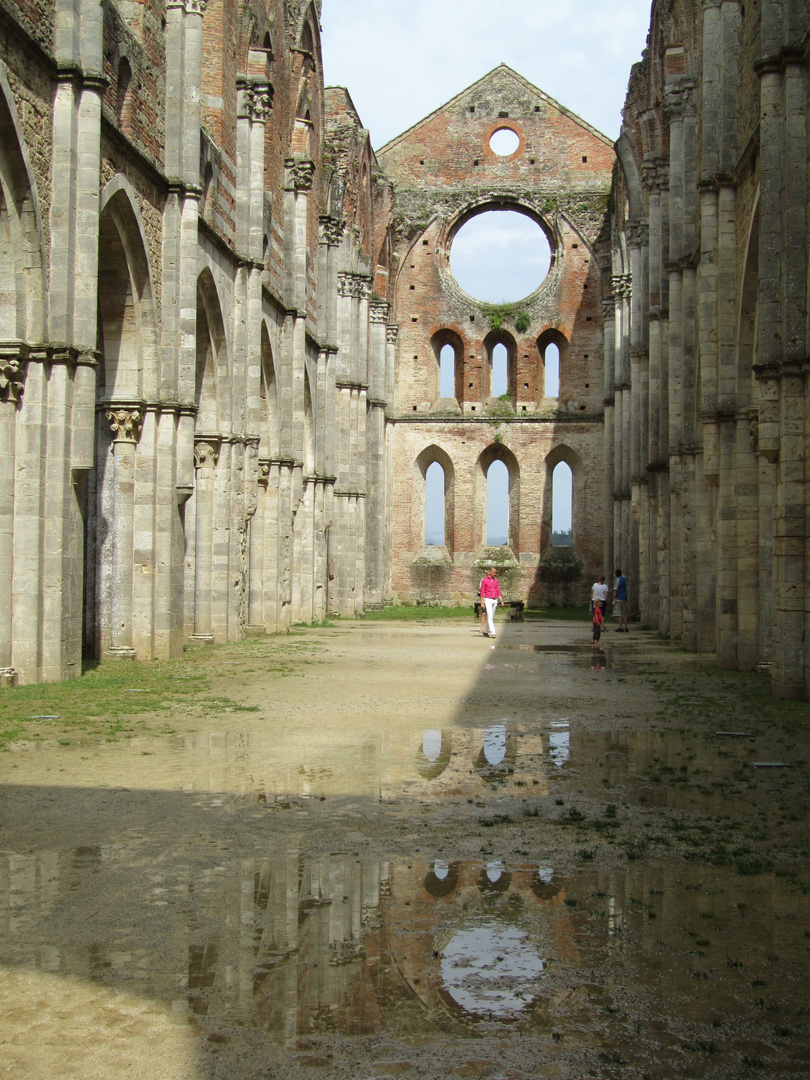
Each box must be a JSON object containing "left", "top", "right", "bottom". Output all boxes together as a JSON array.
[
  {"left": 473, "top": 723, "right": 518, "bottom": 782},
  {"left": 416, "top": 729, "right": 453, "bottom": 780},
  {"left": 530, "top": 866, "right": 561, "bottom": 901},
  {"left": 476, "top": 861, "right": 512, "bottom": 894},
  {"left": 423, "top": 860, "right": 460, "bottom": 898}
]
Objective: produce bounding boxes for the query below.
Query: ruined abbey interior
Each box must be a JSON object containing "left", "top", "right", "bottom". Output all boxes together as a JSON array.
[{"left": 0, "top": 0, "right": 808, "bottom": 699}]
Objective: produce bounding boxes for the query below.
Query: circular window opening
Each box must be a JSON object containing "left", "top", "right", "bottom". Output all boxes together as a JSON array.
[
  {"left": 450, "top": 209, "right": 551, "bottom": 302},
  {"left": 489, "top": 127, "right": 520, "bottom": 156}
]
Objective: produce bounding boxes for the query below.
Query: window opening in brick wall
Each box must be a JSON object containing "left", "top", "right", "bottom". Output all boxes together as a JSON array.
[
  {"left": 486, "top": 460, "right": 509, "bottom": 545},
  {"left": 439, "top": 344, "right": 455, "bottom": 398},
  {"left": 491, "top": 342, "right": 507, "bottom": 397},
  {"left": 544, "top": 342, "right": 559, "bottom": 397},
  {"left": 425, "top": 461, "right": 445, "bottom": 545},
  {"left": 489, "top": 127, "right": 519, "bottom": 156},
  {"left": 551, "top": 462, "right": 573, "bottom": 546},
  {"left": 450, "top": 209, "right": 551, "bottom": 302},
  {"left": 117, "top": 58, "right": 133, "bottom": 134}
]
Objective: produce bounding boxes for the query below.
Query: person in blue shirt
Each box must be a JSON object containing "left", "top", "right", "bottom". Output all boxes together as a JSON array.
[{"left": 612, "top": 567, "right": 629, "bottom": 632}]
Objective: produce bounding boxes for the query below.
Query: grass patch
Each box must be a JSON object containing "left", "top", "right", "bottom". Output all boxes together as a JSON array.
[
  {"left": 360, "top": 605, "right": 473, "bottom": 620},
  {"left": 523, "top": 606, "right": 592, "bottom": 622}
]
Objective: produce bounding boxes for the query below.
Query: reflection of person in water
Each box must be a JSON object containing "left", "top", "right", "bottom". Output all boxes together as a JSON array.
[{"left": 479, "top": 565, "right": 502, "bottom": 638}]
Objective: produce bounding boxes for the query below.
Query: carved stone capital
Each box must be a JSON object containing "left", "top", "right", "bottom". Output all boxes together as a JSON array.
[
  {"left": 319, "top": 215, "right": 345, "bottom": 246},
  {"left": 257, "top": 458, "right": 271, "bottom": 486},
  {"left": 237, "top": 80, "right": 273, "bottom": 121},
  {"left": 194, "top": 436, "right": 221, "bottom": 469},
  {"left": 0, "top": 344, "right": 29, "bottom": 403},
  {"left": 106, "top": 406, "right": 142, "bottom": 443},
  {"left": 627, "top": 221, "right": 649, "bottom": 248},
  {"left": 166, "top": 0, "right": 207, "bottom": 12},
  {"left": 286, "top": 158, "right": 315, "bottom": 191},
  {"left": 612, "top": 274, "right": 632, "bottom": 300},
  {"left": 601, "top": 297, "right": 616, "bottom": 320},
  {"left": 338, "top": 272, "right": 372, "bottom": 299},
  {"left": 386, "top": 324, "right": 399, "bottom": 345},
  {"left": 369, "top": 298, "right": 389, "bottom": 323},
  {"left": 663, "top": 78, "right": 697, "bottom": 120}
]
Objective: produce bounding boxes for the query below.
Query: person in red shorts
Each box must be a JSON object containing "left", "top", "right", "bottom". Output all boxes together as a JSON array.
[{"left": 592, "top": 601, "right": 604, "bottom": 649}]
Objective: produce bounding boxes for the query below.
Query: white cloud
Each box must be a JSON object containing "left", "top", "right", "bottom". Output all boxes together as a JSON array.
[{"left": 321, "top": 0, "right": 652, "bottom": 148}]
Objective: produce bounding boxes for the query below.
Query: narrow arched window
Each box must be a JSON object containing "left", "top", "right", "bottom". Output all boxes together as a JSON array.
[
  {"left": 486, "top": 460, "right": 508, "bottom": 544},
  {"left": 439, "top": 344, "right": 455, "bottom": 398},
  {"left": 492, "top": 342, "right": 507, "bottom": 397},
  {"left": 116, "top": 58, "right": 133, "bottom": 135},
  {"left": 545, "top": 342, "right": 560, "bottom": 397},
  {"left": 425, "top": 461, "right": 445, "bottom": 545},
  {"left": 551, "top": 461, "right": 572, "bottom": 545}
]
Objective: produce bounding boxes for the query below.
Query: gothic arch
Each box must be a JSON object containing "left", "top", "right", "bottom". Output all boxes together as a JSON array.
[
  {"left": 195, "top": 268, "right": 228, "bottom": 433},
  {"left": 303, "top": 367, "right": 315, "bottom": 474},
  {"left": 0, "top": 65, "right": 46, "bottom": 342},
  {"left": 259, "top": 321, "right": 279, "bottom": 459},
  {"left": 430, "top": 328, "right": 463, "bottom": 404},
  {"left": 414, "top": 444, "right": 455, "bottom": 552},
  {"left": 474, "top": 443, "right": 520, "bottom": 551},
  {"left": 542, "top": 444, "right": 582, "bottom": 551},
  {"left": 536, "top": 328, "right": 568, "bottom": 401},
  {"left": 98, "top": 178, "right": 159, "bottom": 401},
  {"left": 483, "top": 328, "right": 517, "bottom": 403}
]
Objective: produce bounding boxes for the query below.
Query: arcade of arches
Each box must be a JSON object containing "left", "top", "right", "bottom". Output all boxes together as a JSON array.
[{"left": 0, "top": 0, "right": 808, "bottom": 700}]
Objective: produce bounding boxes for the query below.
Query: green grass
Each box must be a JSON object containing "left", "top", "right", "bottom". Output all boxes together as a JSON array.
[
  {"left": 360, "top": 605, "right": 472, "bottom": 620},
  {"left": 523, "top": 606, "right": 592, "bottom": 622}
]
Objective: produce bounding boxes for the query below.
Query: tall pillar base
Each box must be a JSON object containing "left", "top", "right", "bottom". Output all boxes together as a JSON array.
[{"left": 106, "top": 647, "right": 136, "bottom": 659}]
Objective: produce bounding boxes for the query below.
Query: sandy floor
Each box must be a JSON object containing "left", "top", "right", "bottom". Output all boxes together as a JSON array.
[{"left": 1, "top": 616, "right": 809, "bottom": 1079}]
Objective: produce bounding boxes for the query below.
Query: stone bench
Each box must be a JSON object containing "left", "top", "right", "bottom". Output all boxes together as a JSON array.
[{"left": 474, "top": 600, "right": 525, "bottom": 621}]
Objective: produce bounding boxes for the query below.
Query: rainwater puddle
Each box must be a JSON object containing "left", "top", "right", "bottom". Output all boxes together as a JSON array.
[{"left": 2, "top": 849, "right": 809, "bottom": 1074}]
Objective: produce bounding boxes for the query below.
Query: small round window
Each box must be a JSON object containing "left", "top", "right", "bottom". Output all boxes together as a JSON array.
[{"left": 489, "top": 127, "right": 520, "bottom": 156}]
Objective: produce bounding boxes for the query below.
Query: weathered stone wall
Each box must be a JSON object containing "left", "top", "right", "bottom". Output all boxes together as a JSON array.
[{"left": 610, "top": 0, "right": 810, "bottom": 700}]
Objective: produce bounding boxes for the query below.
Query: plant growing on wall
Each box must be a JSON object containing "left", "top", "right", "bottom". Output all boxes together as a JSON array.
[{"left": 482, "top": 304, "right": 531, "bottom": 335}]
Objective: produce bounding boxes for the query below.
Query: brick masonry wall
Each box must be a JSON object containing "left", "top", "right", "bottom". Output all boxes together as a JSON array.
[{"left": 378, "top": 66, "right": 612, "bottom": 607}]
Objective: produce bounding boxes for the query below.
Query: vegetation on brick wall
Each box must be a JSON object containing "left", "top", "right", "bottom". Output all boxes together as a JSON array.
[{"left": 482, "top": 303, "right": 531, "bottom": 334}]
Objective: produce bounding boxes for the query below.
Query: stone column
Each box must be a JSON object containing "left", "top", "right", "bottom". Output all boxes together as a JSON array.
[
  {"left": 105, "top": 407, "right": 142, "bottom": 657},
  {"left": 365, "top": 297, "right": 388, "bottom": 608},
  {"left": 601, "top": 294, "right": 616, "bottom": 571},
  {"left": 0, "top": 349, "right": 27, "bottom": 680},
  {"left": 191, "top": 437, "right": 220, "bottom": 641}
]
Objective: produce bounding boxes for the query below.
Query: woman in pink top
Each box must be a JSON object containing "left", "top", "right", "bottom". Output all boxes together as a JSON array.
[{"left": 479, "top": 565, "right": 502, "bottom": 638}]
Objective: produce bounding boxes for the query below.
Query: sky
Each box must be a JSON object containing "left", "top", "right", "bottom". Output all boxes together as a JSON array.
[
  {"left": 320, "top": 0, "right": 652, "bottom": 540},
  {"left": 320, "top": 0, "right": 653, "bottom": 150}
]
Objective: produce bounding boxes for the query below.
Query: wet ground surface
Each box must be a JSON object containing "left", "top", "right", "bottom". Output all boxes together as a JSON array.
[{"left": 1, "top": 617, "right": 810, "bottom": 1079}]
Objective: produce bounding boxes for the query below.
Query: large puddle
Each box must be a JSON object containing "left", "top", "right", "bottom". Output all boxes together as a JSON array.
[
  {"left": 2, "top": 846, "right": 810, "bottom": 1076},
  {"left": 2, "top": 625, "right": 809, "bottom": 1078}
]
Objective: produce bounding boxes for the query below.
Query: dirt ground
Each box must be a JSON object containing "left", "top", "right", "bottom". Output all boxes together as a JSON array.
[{"left": 1, "top": 614, "right": 810, "bottom": 1080}]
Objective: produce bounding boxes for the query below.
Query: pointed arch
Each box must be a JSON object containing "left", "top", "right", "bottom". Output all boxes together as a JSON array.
[
  {"left": 303, "top": 367, "right": 315, "bottom": 474},
  {"left": 97, "top": 178, "right": 159, "bottom": 401},
  {"left": 543, "top": 444, "right": 583, "bottom": 551},
  {"left": 0, "top": 65, "right": 46, "bottom": 342},
  {"left": 475, "top": 444, "right": 520, "bottom": 551},
  {"left": 536, "top": 328, "right": 569, "bottom": 401},
  {"left": 483, "top": 328, "right": 517, "bottom": 404},
  {"left": 414, "top": 444, "right": 456, "bottom": 552},
  {"left": 259, "top": 321, "right": 279, "bottom": 459},
  {"left": 430, "top": 328, "right": 463, "bottom": 404},
  {"left": 195, "top": 268, "right": 228, "bottom": 432}
]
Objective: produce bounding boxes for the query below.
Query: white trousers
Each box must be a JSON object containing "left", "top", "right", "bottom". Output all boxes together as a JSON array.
[{"left": 484, "top": 597, "right": 498, "bottom": 636}]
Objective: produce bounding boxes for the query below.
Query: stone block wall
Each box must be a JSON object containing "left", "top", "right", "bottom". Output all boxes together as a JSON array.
[{"left": 609, "top": 0, "right": 810, "bottom": 700}]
